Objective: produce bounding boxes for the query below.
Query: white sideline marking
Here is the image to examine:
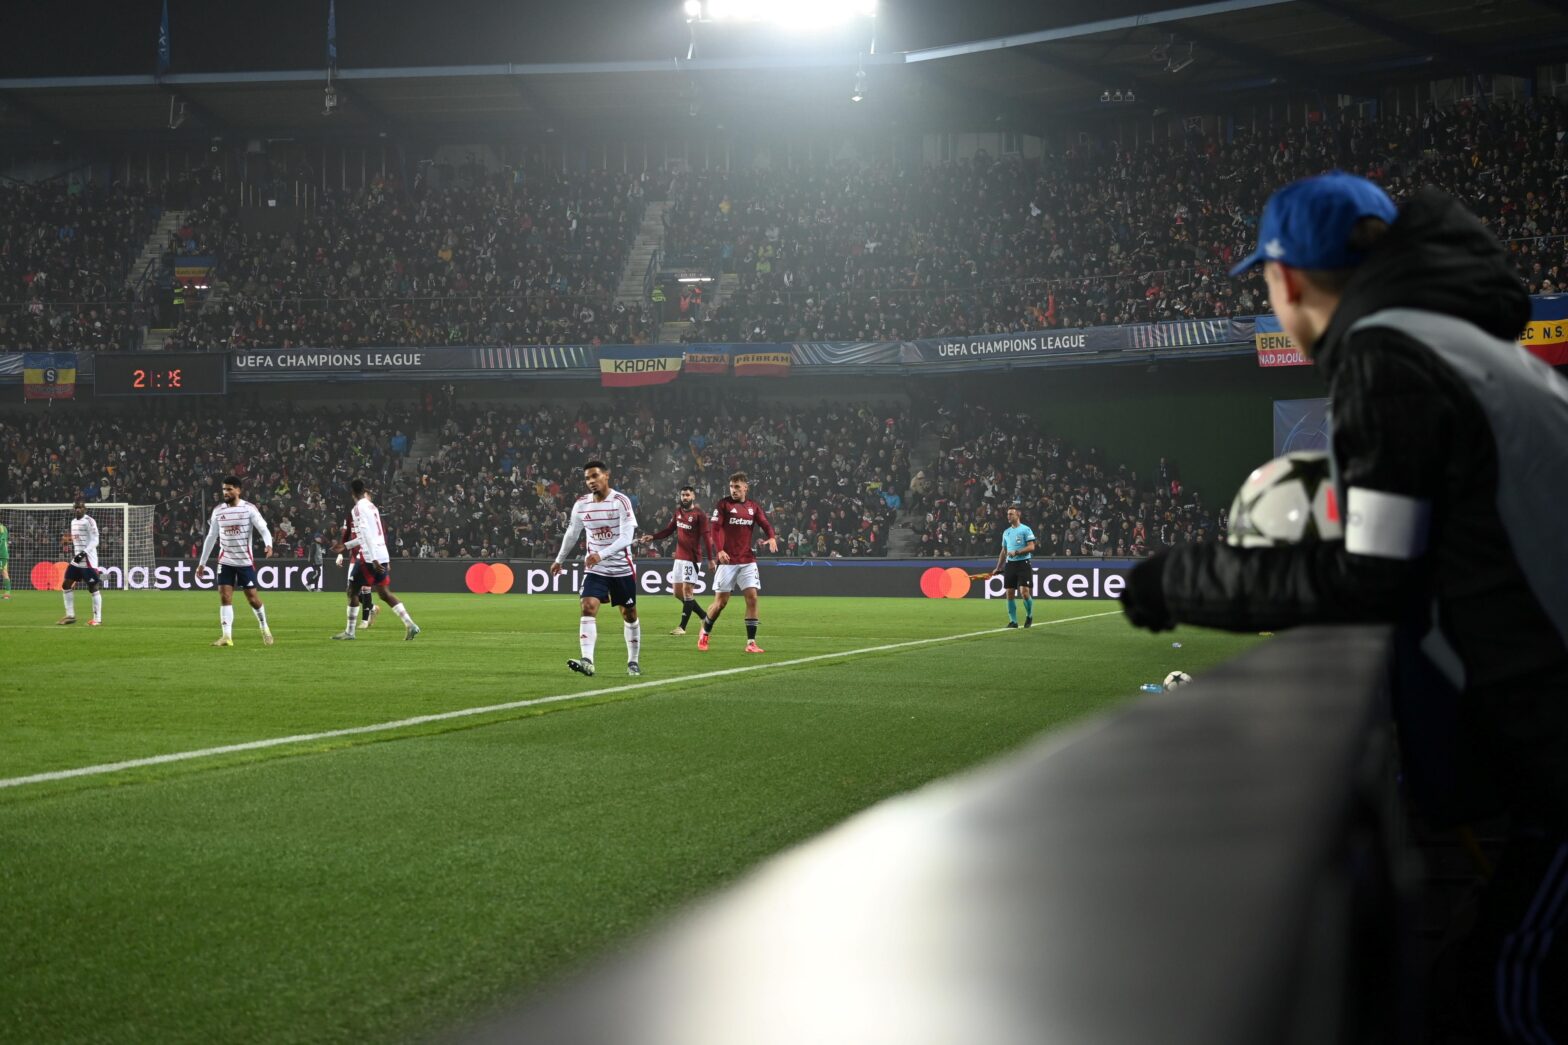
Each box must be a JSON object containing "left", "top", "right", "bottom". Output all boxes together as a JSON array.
[{"left": 0, "top": 611, "right": 1120, "bottom": 791}]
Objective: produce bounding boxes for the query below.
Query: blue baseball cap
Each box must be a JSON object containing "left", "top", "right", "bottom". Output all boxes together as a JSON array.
[{"left": 1229, "top": 171, "right": 1398, "bottom": 277}]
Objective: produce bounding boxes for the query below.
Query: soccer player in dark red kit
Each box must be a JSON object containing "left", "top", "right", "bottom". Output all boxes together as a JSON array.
[
  {"left": 336, "top": 512, "right": 376, "bottom": 629},
  {"left": 637, "top": 485, "right": 709, "bottom": 635},
  {"left": 698, "top": 471, "right": 777, "bottom": 653}
]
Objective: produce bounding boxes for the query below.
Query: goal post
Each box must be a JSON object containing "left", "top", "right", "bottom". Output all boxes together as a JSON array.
[{"left": 0, "top": 503, "right": 156, "bottom": 591}]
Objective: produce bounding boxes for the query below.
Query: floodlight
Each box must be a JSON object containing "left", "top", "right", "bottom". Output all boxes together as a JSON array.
[
  {"left": 684, "top": 0, "right": 702, "bottom": 17},
  {"left": 703, "top": 0, "right": 876, "bottom": 27},
  {"left": 1100, "top": 91, "right": 1110, "bottom": 103}
]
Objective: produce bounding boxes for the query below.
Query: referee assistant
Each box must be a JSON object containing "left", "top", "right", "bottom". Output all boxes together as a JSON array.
[{"left": 992, "top": 504, "right": 1036, "bottom": 628}]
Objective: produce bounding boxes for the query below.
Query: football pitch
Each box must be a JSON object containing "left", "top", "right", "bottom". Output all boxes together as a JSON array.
[{"left": 1, "top": 591, "right": 1261, "bottom": 1043}]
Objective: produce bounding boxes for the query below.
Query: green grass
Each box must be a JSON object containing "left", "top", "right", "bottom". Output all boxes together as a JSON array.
[{"left": 0, "top": 591, "right": 1260, "bottom": 1043}]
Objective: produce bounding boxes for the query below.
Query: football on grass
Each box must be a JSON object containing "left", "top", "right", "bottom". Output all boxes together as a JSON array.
[
  {"left": 1226, "top": 451, "right": 1344, "bottom": 548},
  {"left": 1163, "top": 670, "right": 1193, "bottom": 690}
]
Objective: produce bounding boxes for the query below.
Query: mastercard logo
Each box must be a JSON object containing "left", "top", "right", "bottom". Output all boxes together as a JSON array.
[
  {"left": 31, "top": 561, "right": 70, "bottom": 591},
  {"left": 919, "top": 567, "right": 973, "bottom": 599},
  {"left": 464, "top": 562, "right": 515, "bottom": 594}
]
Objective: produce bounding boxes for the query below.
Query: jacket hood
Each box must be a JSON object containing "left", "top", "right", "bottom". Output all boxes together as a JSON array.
[{"left": 1315, "top": 186, "right": 1530, "bottom": 371}]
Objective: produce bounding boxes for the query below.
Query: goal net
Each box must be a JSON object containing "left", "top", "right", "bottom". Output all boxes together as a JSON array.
[{"left": 0, "top": 503, "right": 156, "bottom": 591}]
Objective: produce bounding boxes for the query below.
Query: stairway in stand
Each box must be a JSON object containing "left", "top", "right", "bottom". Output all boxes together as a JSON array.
[
  {"left": 614, "top": 200, "right": 671, "bottom": 311},
  {"left": 129, "top": 209, "right": 188, "bottom": 352},
  {"left": 884, "top": 430, "right": 944, "bottom": 556},
  {"left": 402, "top": 429, "right": 442, "bottom": 477}
]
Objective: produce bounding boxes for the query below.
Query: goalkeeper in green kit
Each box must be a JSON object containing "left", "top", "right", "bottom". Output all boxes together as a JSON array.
[{"left": 0, "top": 522, "right": 10, "bottom": 599}]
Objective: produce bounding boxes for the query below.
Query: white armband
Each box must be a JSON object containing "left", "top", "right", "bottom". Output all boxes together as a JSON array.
[{"left": 1345, "top": 487, "right": 1431, "bottom": 560}]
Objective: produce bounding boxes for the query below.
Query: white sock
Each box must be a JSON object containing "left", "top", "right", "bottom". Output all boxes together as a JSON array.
[
  {"left": 63, "top": 590, "right": 75, "bottom": 617},
  {"left": 91, "top": 591, "right": 102, "bottom": 623},
  {"left": 625, "top": 620, "right": 642, "bottom": 665},
  {"left": 220, "top": 604, "right": 234, "bottom": 638},
  {"left": 393, "top": 603, "right": 413, "bottom": 626},
  {"left": 346, "top": 605, "right": 358, "bottom": 636},
  {"left": 253, "top": 605, "right": 269, "bottom": 631},
  {"left": 579, "top": 616, "right": 597, "bottom": 661}
]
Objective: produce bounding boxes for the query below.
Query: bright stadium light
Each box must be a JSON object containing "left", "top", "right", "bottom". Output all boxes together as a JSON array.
[
  {"left": 683, "top": 0, "right": 703, "bottom": 18},
  {"left": 698, "top": 0, "right": 876, "bottom": 27}
]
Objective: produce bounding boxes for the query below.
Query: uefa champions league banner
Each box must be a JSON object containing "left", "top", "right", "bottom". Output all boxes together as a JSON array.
[
  {"left": 7, "top": 299, "right": 1568, "bottom": 387},
  {"left": 96, "top": 559, "right": 1132, "bottom": 598},
  {"left": 893, "top": 317, "right": 1258, "bottom": 369},
  {"left": 226, "top": 346, "right": 597, "bottom": 380}
]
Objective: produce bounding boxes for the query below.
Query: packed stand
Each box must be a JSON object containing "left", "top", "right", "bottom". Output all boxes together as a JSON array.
[
  {"left": 163, "top": 169, "right": 651, "bottom": 351},
  {"left": 412, "top": 397, "right": 911, "bottom": 559},
  {"left": 908, "top": 404, "right": 1221, "bottom": 558},
  {"left": 0, "top": 396, "right": 910, "bottom": 561},
  {"left": 670, "top": 98, "right": 1568, "bottom": 343},
  {"left": 1, "top": 405, "right": 412, "bottom": 559},
  {"left": 0, "top": 182, "right": 159, "bottom": 352}
]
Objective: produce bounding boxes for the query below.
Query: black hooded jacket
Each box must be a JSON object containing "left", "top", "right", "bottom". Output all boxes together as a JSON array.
[{"left": 1140, "top": 186, "right": 1568, "bottom": 823}]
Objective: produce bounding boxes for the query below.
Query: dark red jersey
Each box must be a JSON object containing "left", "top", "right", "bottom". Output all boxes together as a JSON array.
[
  {"left": 706, "top": 497, "right": 775, "bottom": 564},
  {"left": 339, "top": 516, "right": 363, "bottom": 564},
  {"left": 648, "top": 506, "right": 708, "bottom": 562}
]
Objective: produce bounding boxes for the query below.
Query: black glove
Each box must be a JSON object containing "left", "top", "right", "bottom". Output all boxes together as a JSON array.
[
  {"left": 72, "top": 552, "right": 87, "bottom": 565},
  {"left": 1121, "top": 554, "right": 1175, "bottom": 632}
]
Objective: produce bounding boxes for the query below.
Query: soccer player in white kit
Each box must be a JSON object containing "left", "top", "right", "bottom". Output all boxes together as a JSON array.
[
  {"left": 550, "top": 459, "right": 642, "bottom": 677},
  {"left": 57, "top": 498, "right": 104, "bottom": 626},
  {"left": 330, "top": 478, "right": 419, "bottom": 640},
  {"left": 197, "top": 475, "right": 275, "bottom": 647}
]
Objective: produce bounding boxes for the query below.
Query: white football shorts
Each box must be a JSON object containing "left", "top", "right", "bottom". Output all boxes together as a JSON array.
[
  {"left": 713, "top": 562, "right": 761, "bottom": 593},
  {"left": 669, "top": 558, "right": 701, "bottom": 585}
]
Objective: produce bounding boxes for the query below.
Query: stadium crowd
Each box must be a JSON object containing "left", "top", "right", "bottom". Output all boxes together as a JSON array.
[
  {"left": 0, "top": 396, "right": 913, "bottom": 561},
  {"left": 0, "top": 404, "right": 412, "bottom": 559},
  {"left": 409, "top": 397, "right": 908, "bottom": 558},
  {"left": 6, "top": 98, "right": 1553, "bottom": 567},
  {"left": 0, "top": 181, "right": 158, "bottom": 353},
  {"left": 669, "top": 98, "right": 1568, "bottom": 342},
  {"left": 907, "top": 403, "right": 1219, "bottom": 558},
  {"left": 161, "top": 169, "right": 652, "bottom": 351},
  {"left": 2, "top": 99, "right": 1563, "bottom": 356}
]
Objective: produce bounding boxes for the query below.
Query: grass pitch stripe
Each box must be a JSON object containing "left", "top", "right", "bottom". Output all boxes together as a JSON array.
[{"left": 0, "top": 611, "right": 1119, "bottom": 791}]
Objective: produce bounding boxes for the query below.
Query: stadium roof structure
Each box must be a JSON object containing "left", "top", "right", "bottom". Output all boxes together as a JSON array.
[{"left": 1, "top": 0, "right": 1565, "bottom": 143}]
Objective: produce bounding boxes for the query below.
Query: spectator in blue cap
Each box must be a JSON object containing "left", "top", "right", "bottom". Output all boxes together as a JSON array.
[{"left": 1122, "top": 170, "right": 1568, "bottom": 1042}]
